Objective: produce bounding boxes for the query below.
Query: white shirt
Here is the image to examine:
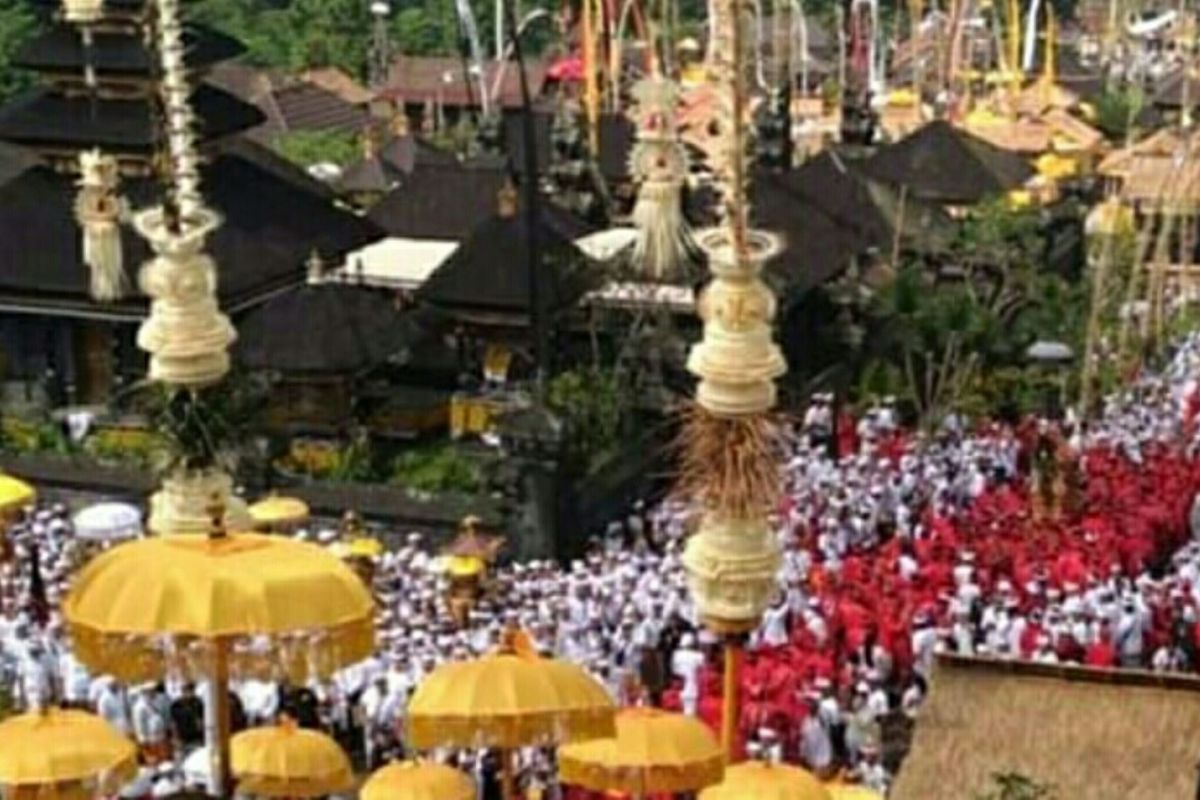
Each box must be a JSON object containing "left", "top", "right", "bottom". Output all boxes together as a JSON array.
[
  {"left": 132, "top": 695, "right": 167, "bottom": 744},
  {"left": 760, "top": 604, "right": 790, "bottom": 648},
  {"left": 97, "top": 688, "right": 131, "bottom": 735},
  {"left": 671, "top": 648, "right": 704, "bottom": 701}
]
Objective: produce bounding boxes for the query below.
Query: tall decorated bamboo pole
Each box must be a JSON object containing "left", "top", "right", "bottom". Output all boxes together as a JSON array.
[
  {"left": 138, "top": 0, "right": 252, "bottom": 791},
  {"left": 680, "top": 0, "right": 786, "bottom": 763},
  {"left": 583, "top": 0, "right": 602, "bottom": 157},
  {"left": 137, "top": 0, "right": 251, "bottom": 539}
]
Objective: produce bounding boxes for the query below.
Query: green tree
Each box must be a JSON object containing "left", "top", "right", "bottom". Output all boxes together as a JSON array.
[
  {"left": 547, "top": 365, "right": 628, "bottom": 470},
  {"left": 191, "top": 0, "right": 371, "bottom": 77},
  {"left": 272, "top": 129, "right": 361, "bottom": 168},
  {"left": 0, "top": 0, "right": 36, "bottom": 103},
  {"left": 1093, "top": 86, "right": 1144, "bottom": 142},
  {"left": 867, "top": 203, "right": 1079, "bottom": 425}
]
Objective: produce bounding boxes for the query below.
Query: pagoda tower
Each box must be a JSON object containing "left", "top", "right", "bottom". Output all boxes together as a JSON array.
[
  {"left": 0, "top": 1, "right": 377, "bottom": 412},
  {"left": 0, "top": 0, "right": 261, "bottom": 172}
]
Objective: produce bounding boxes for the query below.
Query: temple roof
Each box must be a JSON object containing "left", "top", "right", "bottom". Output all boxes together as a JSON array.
[
  {"left": 338, "top": 134, "right": 459, "bottom": 195},
  {"left": 14, "top": 23, "right": 244, "bottom": 76},
  {"left": 236, "top": 283, "right": 416, "bottom": 374},
  {"left": 367, "top": 162, "right": 513, "bottom": 240},
  {"left": 860, "top": 120, "right": 1034, "bottom": 204},
  {"left": 376, "top": 134, "right": 459, "bottom": 174},
  {"left": 415, "top": 202, "right": 599, "bottom": 316},
  {"left": 0, "top": 83, "right": 264, "bottom": 154},
  {"left": 380, "top": 56, "right": 550, "bottom": 110},
  {"left": 777, "top": 151, "right": 952, "bottom": 251},
  {"left": 893, "top": 655, "right": 1200, "bottom": 800},
  {"left": 749, "top": 168, "right": 867, "bottom": 295},
  {"left": 338, "top": 155, "right": 404, "bottom": 195},
  {"left": 0, "top": 139, "right": 382, "bottom": 320}
]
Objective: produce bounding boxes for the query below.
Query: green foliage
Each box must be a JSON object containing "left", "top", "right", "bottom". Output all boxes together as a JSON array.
[
  {"left": 190, "top": 0, "right": 561, "bottom": 76},
  {"left": 272, "top": 129, "right": 361, "bottom": 168},
  {"left": 0, "top": 0, "right": 36, "bottom": 103},
  {"left": 331, "top": 431, "right": 375, "bottom": 482},
  {"left": 133, "top": 377, "right": 266, "bottom": 474},
  {"left": 866, "top": 202, "right": 1087, "bottom": 425},
  {"left": 547, "top": 366, "right": 628, "bottom": 470},
  {"left": 391, "top": 444, "right": 482, "bottom": 493},
  {"left": 974, "top": 771, "right": 1057, "bottom": 800},
  {"left": 191, "top": 0, "right": 371, "bottom": 77},
  {"left": 428, "top": 116, "right": 481, "bottom": 156},
  {"left": 82, "top": 428, "right": 167, "bottom": 470},
  {"left": 1093, "top": 86, "right": 1144, "bottom": 141}
]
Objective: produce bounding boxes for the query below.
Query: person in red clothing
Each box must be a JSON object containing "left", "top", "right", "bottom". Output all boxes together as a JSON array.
[{"left": 1086, "top": 623, "right": 1118, "bottom": 667}]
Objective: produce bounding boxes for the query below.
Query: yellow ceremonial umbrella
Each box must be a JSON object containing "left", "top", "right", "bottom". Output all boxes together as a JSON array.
[
  {"left": 361, "top": 761, "right": 476, "bottom": 800},
  {"left": 329, "top": 537, "right": 384, "bottom": 559},
  {"left": 446, "top": 554, "right": 485, "bottom": 577},
  {"left": 231, "top": 720, "right": 354, "bottom": 798},
  {"left": 407, "top": 628, "right": 615, "bottom": 799},
  {"left": 248, "top": 495, "right": 310, "bottom": 530},
  {"left": 0, "top": 709, "right": 136, "bottom": 796},
  {"left": 827, "top": 786, "right": 884, "bottom": 800},
  {"left": 886, "top": 88, "right": 919, "bottom": 107},
  {"left": 700, "top": 761, "right": 830, "bottom": 800},
  {"left": 1035, "top": 152, "right": 1078, "bottom": 181},
  {"left": 559, "top": 707, "right": 724, "bottom": 797},
  {"left": 0, "top": 474, "right": 34, "bottom": 515},
  {"left": 63, "top": 513, "right": 374, "bottom": 796}
]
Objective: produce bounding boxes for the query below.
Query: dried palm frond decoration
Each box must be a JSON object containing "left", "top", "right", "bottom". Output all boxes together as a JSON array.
[
  {"left": 676, "top": 402, "right": 785, "bottom": 518},
  {"left": 629, "top": 76, "right": 695, "bottom": 281},
  {"left": 75, "top": 149, "right": 125, "bottom": 302},
  {"left": 679, "top": 0, "right": 787, "bottom": 631}
]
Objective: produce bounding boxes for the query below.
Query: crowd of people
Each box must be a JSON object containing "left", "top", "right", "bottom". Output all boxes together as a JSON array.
[{"left": 5, "top": 334, "right": 1200, "bottom": 798}]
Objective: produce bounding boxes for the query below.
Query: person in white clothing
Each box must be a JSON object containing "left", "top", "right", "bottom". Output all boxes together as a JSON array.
[
  {"left": 96, "top": 678, "right": 131, "bottom": 736},
  {"left": 670, "top": 634, "right": 704, "bottom": 716},
  {"left": 131, "top": 685, "right": 170, "bottom": 764}
]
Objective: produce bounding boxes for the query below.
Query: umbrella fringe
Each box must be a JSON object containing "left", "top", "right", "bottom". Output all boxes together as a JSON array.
[{"left": 65, "top": 616, "right": 374, "bottom": 685}]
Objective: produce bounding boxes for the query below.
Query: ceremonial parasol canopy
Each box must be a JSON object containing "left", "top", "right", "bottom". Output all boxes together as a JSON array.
[
  {"left": 699, "top": 761, "right": 830, "bottom": 800},
  {"left": 71, "top": 502, "right": 142, "bottom": 543},
  {"left": 0, "top": 709, "right": 136, "bottom": 792},
  {"left": 231, "top": 720, "right": 354, "bottom": 798},
  {"left": 559, "top": 707, "right": 725, "bottom": 796},
  {"left": 62, "top": 529, "right": 374, "bottom": 682},
  {"left": 63, "top": 509, "right": 374, "bottom": 798},
  {"left": 0, "top": 474, "right": 34, "bottom": 513},
  {"left": 361, "top": 761, "right": 476, "bottom": 800},
  {"left": 247, "top": 495, "right": 310, "bottom": 529},
  {"left": 406, "top": 629, "right": 615, "bottom": 750},
  {"left": 329, "top": 537, "right": 384, "bottom": 560}
]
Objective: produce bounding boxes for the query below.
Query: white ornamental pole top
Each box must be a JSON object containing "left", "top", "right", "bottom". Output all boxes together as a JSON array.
[
  {"left": 61, "top": 0, "right": 103, "bottom": 24},
  {"left": 681, "top": 0, "right": 786, "bottom": 633},
  {"left": 133, "top": 0, "right": 235, "bottom": 389}
]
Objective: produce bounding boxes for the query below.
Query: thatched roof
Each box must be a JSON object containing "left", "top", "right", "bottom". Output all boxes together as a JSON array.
[
  {"left": 0, "top": 139, "right": 380, "bottom": 320},
  {"left": 892, "top": 655, "right": 1200, "bottom": 800},
  {"left": 1098, "top": 127, "right": 1184, "bottom": 179},
  {"left": 961, "top": 116, "right": 1053, "bottom": 154},
  {"left": 236, "top": 282, "right": 425, "bottom": 375},
  {"left": 860, "top": 121, "right": 1034, "bottom": 204}
]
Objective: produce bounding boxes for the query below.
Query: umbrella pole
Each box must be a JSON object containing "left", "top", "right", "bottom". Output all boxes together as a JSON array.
[
  {"left": 205, "top": 637, "right": 232, "bottom": 798},
  {"left": 500, "top": 747, "right": 516, "bottom": 800},
  {"left": 720, "top": 636, "right": 742, "bottom": 762}
]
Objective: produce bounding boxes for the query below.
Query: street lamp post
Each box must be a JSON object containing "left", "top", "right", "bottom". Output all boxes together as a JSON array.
[{"left": 369, "top": 1, "right": 392, "bottom": 90}]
